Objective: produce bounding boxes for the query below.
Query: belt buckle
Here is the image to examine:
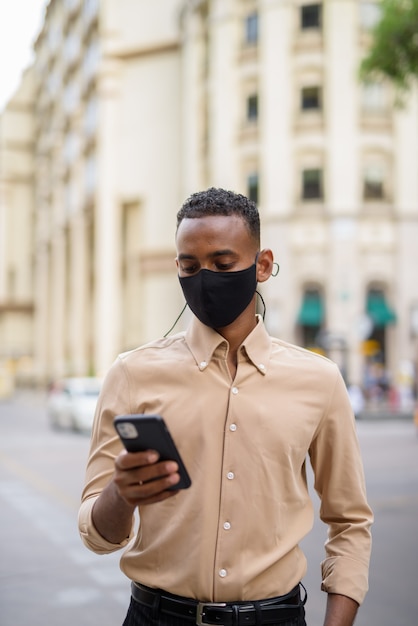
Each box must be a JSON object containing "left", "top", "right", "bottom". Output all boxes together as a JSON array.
[{"left": 196, "top": 601, "right": 227, "bottom": 626}]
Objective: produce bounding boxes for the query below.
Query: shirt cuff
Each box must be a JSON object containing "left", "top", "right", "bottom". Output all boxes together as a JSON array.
[
  {"left": 78, "top": 496, "right": 134, "bottom": 554},
  {"left": 321, "top": 556, "right": 369, "bottom": 605}
]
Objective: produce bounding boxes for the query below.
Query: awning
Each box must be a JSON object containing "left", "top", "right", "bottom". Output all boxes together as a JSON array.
[
  {"left": 366, "top": 293, "right": 397, "bottom": 327},
  {"left": 298, "top": 292, "right": 324, "bottom": 326}
]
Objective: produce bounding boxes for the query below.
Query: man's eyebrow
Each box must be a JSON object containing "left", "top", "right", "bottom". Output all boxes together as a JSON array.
[
  {"left": 211, "top": 249, "right": 236, "bottom": 257},
  {"left": 177, "top": 249, "right": 237, "bottom": 261}
]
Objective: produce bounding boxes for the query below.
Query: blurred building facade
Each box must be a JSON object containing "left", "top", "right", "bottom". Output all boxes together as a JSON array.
[
  {"left": 0, "top": 0, "right": 417, "bottom": 406},
  {"left": 31, "top": 0, "right": 184, "bottom": 382},
  {"left": 0, "top": 68, "right": 36, "bottom": 393}
]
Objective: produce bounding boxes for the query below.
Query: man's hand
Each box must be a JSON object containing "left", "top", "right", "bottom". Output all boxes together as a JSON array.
[
  {"left": 114, "top": 449, "right": 181, "bottom": 506},
  {"left": 91, "top": 449, "right": 180, "bottom": 544}
]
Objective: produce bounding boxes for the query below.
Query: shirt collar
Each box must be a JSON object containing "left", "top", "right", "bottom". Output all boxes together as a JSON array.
[{"left": 185, "top": 314, "right": 272, "bottom": 374}]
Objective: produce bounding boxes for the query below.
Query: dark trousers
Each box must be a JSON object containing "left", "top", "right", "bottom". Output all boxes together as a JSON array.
[{"left": 122, "top": 593, "right": 307, "bottom": 626}]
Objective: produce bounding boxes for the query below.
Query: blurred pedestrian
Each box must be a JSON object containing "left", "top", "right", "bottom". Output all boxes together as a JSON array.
[{"left": 348, "top": 383, "right": 365, "bottom": 417}]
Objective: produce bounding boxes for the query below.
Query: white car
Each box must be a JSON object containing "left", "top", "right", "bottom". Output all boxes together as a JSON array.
[{"left": 47, "top": 377, "right": 102, "bottom": 432}]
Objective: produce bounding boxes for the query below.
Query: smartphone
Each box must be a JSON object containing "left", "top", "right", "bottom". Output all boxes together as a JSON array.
[{"left": 114, "top": 414, "right": 191, "bottom": 490}]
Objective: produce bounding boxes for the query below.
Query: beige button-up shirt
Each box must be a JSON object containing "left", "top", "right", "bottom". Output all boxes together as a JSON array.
[{"left": 79, "top": 316, "right": 372, "bottom": 605}]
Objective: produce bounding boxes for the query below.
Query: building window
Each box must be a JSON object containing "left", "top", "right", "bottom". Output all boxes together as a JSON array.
[
  {"left": 63, "top": 80, "right": 79, "bottom": 115},
  {"left": 84, "top": 96, "right": 98, "bottom": 137},
  {"left": 84, "top": 0, "right": 100, "bottom": 23},
  {"left": 247, "top": 173, "right": 259, "bottom": 203},
  {"left": 66, "top": 0, "right": 81, "bottom": 14},
  {"left": 301, "top": 4, "right": 322, "bottom": 29},
  {"left": 302, "top": 169, "right": 323, "bottom": 200},
  {"left": 297, "top": 288, "right": 324, "bottom": 350},
  {"left": 247, "top": 94, "right": 258, "bottom": 121},
  {"left": 83, "top": 40, "right": 100, "bottom": 81},
  {"left": 64, "top": 33, "right": 81, "bottom": 66},
  {"left": 301, "top": 86, "right": 321, "bottom": 110},
  {"left": 64, "top": 131, "right": 79, "bottom": 165},
  {"left": 85, "top": 154, "right": 97, "bottom": 197},
  {"left": 367, "top": 289, "right": 396, "bottom": 328},
  {"left": 48, "top": 24, "right": 62, "bottom": 52},
  {"left": 245, "top": 12, "right": 258, "bottom": 44},
  {"left": 359, "top": 1, "right": 381, "bottom": 30},
  {"left": 362, "top": 82, "right": 387, "bottom": 112},
  {"left": 47, "top": 71, "right": 61, "bottom": 98},
  {"left": 363, "top": 166, "right": 384, "bottom": 200}
]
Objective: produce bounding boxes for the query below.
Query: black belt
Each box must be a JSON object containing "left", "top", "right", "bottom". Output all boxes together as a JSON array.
[{"left": 131, "top": 581, "right": 306, "bottom": 626}]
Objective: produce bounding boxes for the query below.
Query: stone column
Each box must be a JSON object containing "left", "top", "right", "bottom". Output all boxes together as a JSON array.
[
  {"left": 68, "top": 210, "right": 89, "bottom": 375},
  {"left": 94, "top": 56, "right": 122, "bottom": 375},
  {"left": 50, "top": 228, "right": 67, "bottom": 379}
]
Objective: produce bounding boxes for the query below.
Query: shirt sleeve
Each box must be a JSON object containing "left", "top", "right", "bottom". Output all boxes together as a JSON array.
[
  {"left": 309, "top": 365, "right": 373, "bottom": 605},
  {"left": 78, "top": 356, "right": 136, "bottom": 554},
  {"left": 78, "top": 494, "right": 134, "bottom": 554}
]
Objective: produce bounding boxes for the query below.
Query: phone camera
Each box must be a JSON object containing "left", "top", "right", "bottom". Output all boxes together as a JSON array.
[{"left": 117, "top": 423, "right": 139, "bottom": 439}]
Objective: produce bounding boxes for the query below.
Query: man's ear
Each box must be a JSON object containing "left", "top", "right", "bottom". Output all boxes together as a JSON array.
[{"left": 256, "top": 249, "right": 274, "bottom": 283}]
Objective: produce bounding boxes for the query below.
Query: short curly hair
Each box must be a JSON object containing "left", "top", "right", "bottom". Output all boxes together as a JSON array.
[{"left": 176, "top": 187, "right": 260, "bottom": 244}]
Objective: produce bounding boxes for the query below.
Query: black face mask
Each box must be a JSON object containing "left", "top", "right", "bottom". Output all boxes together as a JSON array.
[{"left": 178, "top": 262, "right": 257, "bottom": 329}]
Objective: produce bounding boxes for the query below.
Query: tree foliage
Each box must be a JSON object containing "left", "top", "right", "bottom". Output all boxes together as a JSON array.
[{"left": 360, "top": 0, "right": 418, "bottom": 93}]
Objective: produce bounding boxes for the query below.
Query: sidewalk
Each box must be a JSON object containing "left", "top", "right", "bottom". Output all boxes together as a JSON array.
[
  {"left": 0, "top": 387, "right": 47, "bottom": 407},
  {"left": 356, "top": 403, "right": 414, "bottom": 421}
]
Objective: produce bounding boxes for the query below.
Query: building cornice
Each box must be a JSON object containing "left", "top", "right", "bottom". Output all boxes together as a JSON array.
[
  {"left": 3, "top": 141, "right": 35, "bottom": 153},
  {"left": 105, "top": 40, "right": 180, "bottom": 61},
  {"left": 0, "top": 175, "right": 34, "bottom": 185},
  {"left": 263, "top": 211, "right": 418, "bottom": 224},
  {"left": 3, "top": 102, "right": 34, "bottom": 114},
  {"left": 0, "top": 302, "right": 34, "bottom": 314}
]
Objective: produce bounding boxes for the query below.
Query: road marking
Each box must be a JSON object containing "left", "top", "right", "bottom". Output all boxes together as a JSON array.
[
  {"left": 0, "top": 449, "right": 129, "bottom": 606},
  {"left": 0, "top": 450, "right": 80, "bottom": 511},
  {"left": 0, "top": 479, "right": 128, "bottom": 605}
]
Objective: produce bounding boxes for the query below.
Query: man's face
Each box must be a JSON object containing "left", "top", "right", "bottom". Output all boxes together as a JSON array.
[{"left": 176, "top": 215, "right": 258, "bottom": 276}]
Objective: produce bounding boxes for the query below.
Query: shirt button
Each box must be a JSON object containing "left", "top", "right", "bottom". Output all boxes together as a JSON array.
[
  {"left": 227, "top": 472, "right": 235, "bottom": 480},
  {"left": 229, "top": 423, "right": 237, "bottom": 432},
  {"left": 223, "top": 521, "right": 231, "bottom": 530},
  {"left": 199, "top": 361, "right": 207, "bottom": 370},
  {"left": 232, "top": 387, "right": 238, "bottom": 395},
  {"left": 259, "top": 363, "right": 265, "bottom": 370},
  {"left": 219, "top": 569, "right": 227, "bottom": 578}
]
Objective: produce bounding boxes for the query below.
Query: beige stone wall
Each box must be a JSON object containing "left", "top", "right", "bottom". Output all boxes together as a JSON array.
[
  {"left": 1, "top": 0, "right": 417, "bottom": 397},
  {"left": 29, "top": 0, "right": 185, "bottom": 381},
  {"left": 0, "top": 67, "right": 35, "bottom": 391},
  {"left": 181, "top": 0, "right": 418, "bottom": 391}
]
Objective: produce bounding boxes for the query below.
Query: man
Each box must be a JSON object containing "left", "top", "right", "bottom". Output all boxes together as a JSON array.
[{"left": 79, "top": 187, "right": 373, "bottom": 626}]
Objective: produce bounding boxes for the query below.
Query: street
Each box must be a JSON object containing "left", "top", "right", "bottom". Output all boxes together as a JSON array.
[{"left": 1, "top": 391, "right": 417, "bottom": 626}]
